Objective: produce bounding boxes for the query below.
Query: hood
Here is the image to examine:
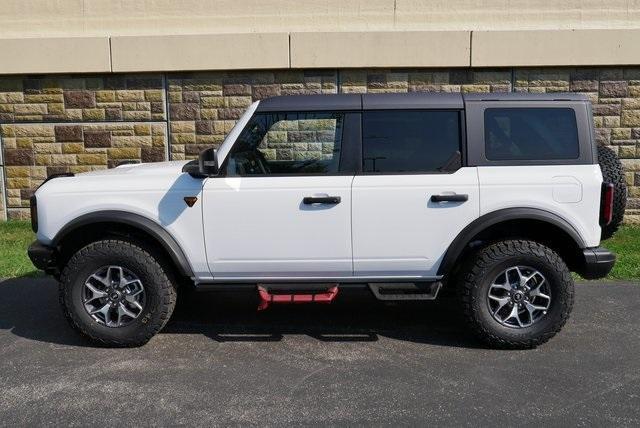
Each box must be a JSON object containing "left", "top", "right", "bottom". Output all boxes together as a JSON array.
[
  {"left": 35, "top": 159, "right": 200, "bottom": 197},
  {"left": 77, "top": 160, "right": 190, "bottom": 177}
]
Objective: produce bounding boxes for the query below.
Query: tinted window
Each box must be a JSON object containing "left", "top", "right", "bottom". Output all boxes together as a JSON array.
[
  {"left": 484, "top": 108, "right": 579, "bottom": 161},
  {"left": 225, "top": 112, "right": 343, "bottom": 176},
  {"left": 362, "top": 111, "right": 461, "bottom": 173}
]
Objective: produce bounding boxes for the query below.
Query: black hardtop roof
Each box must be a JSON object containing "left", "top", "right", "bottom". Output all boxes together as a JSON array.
[
  {"left": 255, "top": 92, "right": 589, "bottom": 112},
  {"left": 463, "top": 92, "right": 589, "bottom": 102}
]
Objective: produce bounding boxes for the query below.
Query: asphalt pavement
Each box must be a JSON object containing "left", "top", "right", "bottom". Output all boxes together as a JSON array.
[{"left": 0, "top": 278, "right": 638, "bottom": 426}]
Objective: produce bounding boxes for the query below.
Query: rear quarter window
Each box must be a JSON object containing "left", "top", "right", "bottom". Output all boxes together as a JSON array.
[{"left": 484, "top": 108, "right": 579, "bottom": 161}]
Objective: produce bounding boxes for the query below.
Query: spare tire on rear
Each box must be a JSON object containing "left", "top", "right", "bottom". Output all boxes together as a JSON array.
[{"left": 597, "top": 145, "right": 627, "bottom": 240}]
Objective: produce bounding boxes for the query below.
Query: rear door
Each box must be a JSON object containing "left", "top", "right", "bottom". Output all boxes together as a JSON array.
[{"left": 351, "top": 109, "right": 480, "bottom": 278}]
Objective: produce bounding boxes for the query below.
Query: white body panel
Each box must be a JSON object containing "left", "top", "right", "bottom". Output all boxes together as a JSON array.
[
  {"left": 351, "top": 167, "right": 480, "bottom": 277},
  {"left": 34, "top": 162, "right": 603, "bottom": 281},
  {"left": 202, "top": 176, "right": 353, "bottom": 278},
  {"left": 34, "top": 161, "right": 209, "bottom": 278},
  {"left": 477, "top": 165, "right": 603, "bottom": 248}
]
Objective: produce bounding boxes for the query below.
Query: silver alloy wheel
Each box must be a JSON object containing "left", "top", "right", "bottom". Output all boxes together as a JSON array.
[
  {"left": 487, "top": 266, "right": 551, "bottom": 328},
  {"left": 82, "top": 265, "right": 146, "bottom": 328}
]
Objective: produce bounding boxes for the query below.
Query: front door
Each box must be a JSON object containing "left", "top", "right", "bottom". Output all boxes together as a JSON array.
[
  {"left": 202, "top": 110, "right": 355, "bottom": 279},
  {"left": 351, "top": 109, "right": 480, "bottom": 278}
]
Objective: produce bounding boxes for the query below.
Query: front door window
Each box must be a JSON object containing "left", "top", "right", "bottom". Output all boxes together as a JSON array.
[{"left": 224, "top": 112, "right": 344, "bottom": 176}]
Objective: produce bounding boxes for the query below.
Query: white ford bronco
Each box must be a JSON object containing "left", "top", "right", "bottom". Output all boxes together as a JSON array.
[{"left": 28, "top": 93, "right": 625, "bottom": 348}]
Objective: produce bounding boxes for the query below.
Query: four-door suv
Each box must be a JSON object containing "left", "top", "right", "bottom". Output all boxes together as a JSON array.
[{"left": 28, "top": 93, "right": 623, "bottom": 348}]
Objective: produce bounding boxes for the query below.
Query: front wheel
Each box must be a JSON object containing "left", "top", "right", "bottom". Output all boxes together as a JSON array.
[
  {"left": 60, "top": 239, "right": 177, "bottom": 347},
  {"left": 456, "top": 240, "right": 574, "bottom": 349}
]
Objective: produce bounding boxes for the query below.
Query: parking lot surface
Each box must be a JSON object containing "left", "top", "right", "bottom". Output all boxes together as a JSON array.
[{"left": 0, "top": 278, "right": 638, "bottom": 426}]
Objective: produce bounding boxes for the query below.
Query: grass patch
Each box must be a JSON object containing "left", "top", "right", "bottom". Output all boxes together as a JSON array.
[
  {"left": 0, "top": 221, "right": 637, "bottom": 281},
  {"left": 601, "top": 225, "right": 640, "bottom": 281},
  {"left": 0, "top": 221, "right": 40, "bottom": 278}
]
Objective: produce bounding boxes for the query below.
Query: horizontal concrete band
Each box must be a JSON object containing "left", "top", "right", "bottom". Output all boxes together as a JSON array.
[
  {"left": 0, "top": 37, "right": 111, "bottom": 74},
  {"left": 111, "top": 33, "right": 290, "bottom": 72},
  {"left": 472, "top": 29, "right": 640, "bottom": 67},
  {"left": 290, "top": 31, "right": 470, "bottom": 68},
  {"left": 1, "top": 29, "right": 640, "bottom": 74}
]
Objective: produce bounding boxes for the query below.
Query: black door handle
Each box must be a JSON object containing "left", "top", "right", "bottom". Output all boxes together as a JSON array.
[
  {"left": 430, "top": 194, "right": 468, "bottom": 203},
  {"left": 303, "top": 196, "right": 341, "bottom": 205}
]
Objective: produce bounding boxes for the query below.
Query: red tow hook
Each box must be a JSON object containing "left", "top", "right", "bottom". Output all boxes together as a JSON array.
[{"left": 257, "top": 285, "right": 339, "bottom": 311}]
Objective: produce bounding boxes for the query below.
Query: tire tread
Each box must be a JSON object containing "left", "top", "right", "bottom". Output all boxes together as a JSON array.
[
  {"left": 597, "top": 145, "right": 626, "bottom": 240},
  {"left": 457, "top": 239, "right": 574, "bottom": 349},
  {"left": 59, "top": 239, "right": 177, "bottom": 347}
]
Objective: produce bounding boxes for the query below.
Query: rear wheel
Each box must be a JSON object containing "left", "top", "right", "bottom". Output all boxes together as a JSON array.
[
  {"left": 597, "top": 145, "right": 627, "bottom": 240},
  {"left": 457, "top": 240, "right": 574, "bottom": 349},
  {"left": 60, "top": 239, "right": 177, "bottom": 347}
]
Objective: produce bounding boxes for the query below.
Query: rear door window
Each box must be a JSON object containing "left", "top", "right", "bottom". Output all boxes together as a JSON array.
[
  {"left": 484, "top": 108, "right": 579, "bottom": 161},
  {"left": 362, "top": 110, "right": 462, "bottom": 173}
]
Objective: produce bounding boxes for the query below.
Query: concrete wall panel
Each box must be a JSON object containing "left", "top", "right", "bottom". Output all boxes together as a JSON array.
[
  {"left": 291, "top": 31, "right": 470, "bottom": 68},
  {"left": 111, "top": 33, "right": 290, "bottom": 72},
  {"left": 0, "top": 37, "right": 110, "bottom": 74},
  {"left": 473, "top": 29, "right": 640, "bottom": 67}
]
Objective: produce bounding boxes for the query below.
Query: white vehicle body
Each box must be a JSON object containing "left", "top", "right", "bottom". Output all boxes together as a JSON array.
[{"left": 31, "top": 93, "right": 609, "bottom": 285}]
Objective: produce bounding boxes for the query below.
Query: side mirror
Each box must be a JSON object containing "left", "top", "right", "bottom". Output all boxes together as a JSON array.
[{"left": 198, "top": 148, "right": 219, "bottom": 176}]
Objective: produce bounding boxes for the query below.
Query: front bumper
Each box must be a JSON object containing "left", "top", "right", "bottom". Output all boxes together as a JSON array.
[
  {"left": 27, "top": 241, "right": 57, "bottom": 274},
  {"left": 577, "top": 247, "right": 616, "bottom": 280}
]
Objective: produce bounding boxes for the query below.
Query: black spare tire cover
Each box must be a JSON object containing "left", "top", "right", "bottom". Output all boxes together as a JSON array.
[{"left": 597, "top": 145, "right": 627, "bottom": 240}]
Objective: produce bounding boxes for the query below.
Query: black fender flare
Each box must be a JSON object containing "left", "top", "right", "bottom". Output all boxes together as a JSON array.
[
  {"left": 437, "top": 207, "right": 586, "bottom": 277},
  {"left": 52, "top": 211, "right": 194, "bottom": 278}
]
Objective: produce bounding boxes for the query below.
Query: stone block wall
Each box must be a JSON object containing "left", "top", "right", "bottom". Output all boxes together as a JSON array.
[
  {"left": 167, "top": 70, "right": 337, "bottom": 160},
  {"left": 0, "top": 74, "right": 168, "bottom": 219},
  {"left": 2, "top": 123, "right": 167, "bottom": 213},
  {"left": 0, "top": 75, "right": 165, "bottom": 123},
  {"left": 338, "top": 69, "right": 512, "bottom": 94},
  {"left": 0, "top": 67, "right": 639, "bottom": 223}
]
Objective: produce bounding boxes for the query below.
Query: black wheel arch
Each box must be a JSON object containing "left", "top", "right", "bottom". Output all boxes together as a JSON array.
[
  {"left": 437, "top": 208, "right": 587, "bottom": 278},
  {"left": 52, "top": 211, "right": 194, "bottom": 278}
]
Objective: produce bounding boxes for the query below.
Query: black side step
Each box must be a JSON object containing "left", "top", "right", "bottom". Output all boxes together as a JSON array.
[
  {"left": 368, "top": 282, "right": 442, "bottom": 301},
  {"left": 258, "top": 283, "right": 339, "bottom": 293}
]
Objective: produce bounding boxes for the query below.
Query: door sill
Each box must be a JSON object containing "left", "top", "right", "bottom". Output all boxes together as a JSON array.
[{"left": 194, "top": 275, "right": 443, "bottom": 290}]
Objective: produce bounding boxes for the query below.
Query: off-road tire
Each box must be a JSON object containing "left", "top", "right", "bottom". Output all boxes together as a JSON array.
[
  {"left": 457, "top": 240, "right": 574, "bottom": 349},
  {"left": 597, "top": 144, "right": 626, "bottom": 240},
  {"left": 60, "top": 239, "right": 177, "bottom": 347}
]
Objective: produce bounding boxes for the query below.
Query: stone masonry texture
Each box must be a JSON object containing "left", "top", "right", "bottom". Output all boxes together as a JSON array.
[
  {"left": 0, "top": 75, "right": 165, "bottom": 123},
  {"left": 0, "top": 67, "right": 639, "bottom": 223},
  {"left": 2, "top": 122, "right": 167, "bottom": 219},
  {"left": 167, "top": 70, "right": 338, "bottom": 160}
]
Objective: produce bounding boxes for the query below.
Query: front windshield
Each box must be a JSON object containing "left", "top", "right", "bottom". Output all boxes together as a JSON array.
[{"left": 216, "top": 101, "right": 260, "bottom": 165}]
